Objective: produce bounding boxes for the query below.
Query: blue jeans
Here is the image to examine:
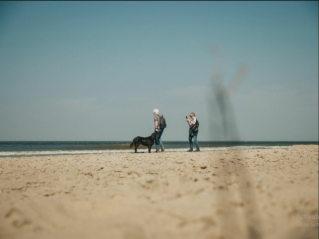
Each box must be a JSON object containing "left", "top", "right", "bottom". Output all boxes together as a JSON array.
[
  {"left": 189, "top": 131, "right": 199, "bottom": 150},
  {"left": 155, "top": 128, "right": 164, "bottom": 151}
]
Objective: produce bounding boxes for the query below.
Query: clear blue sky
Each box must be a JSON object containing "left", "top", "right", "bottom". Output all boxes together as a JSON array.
[{"left": 0, "top": 1, "right": 318, "bottom": 141}]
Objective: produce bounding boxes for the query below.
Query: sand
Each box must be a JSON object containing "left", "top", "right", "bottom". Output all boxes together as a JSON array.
[{"left": 0, "top": 145, "right": 318, "bottom": 239}]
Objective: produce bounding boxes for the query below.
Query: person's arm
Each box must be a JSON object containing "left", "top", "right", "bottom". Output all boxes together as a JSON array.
[
  {"left": 154, "top": 115, "right": 159, "bottom": 130},
  {"left": 188, "top": 118, "right": 196, "bottom": 126},
  {"left": 186, "top": 119, "right": 191, "bottom": 126},
  {"left": 191, "top": 118, "right": 196, "bottom": 125}
]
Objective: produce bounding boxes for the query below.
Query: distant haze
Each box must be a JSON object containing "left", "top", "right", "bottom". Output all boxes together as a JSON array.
[{"left": 0, "top": 2, "right": 318, "bottom": 141}]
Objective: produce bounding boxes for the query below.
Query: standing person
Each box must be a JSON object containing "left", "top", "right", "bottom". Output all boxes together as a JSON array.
[
  {"left": 186, "top": 112, "right": 200, "bottom": 152},
  {"left": 153, "top": 108, "right": 165, "bottom": 153}
]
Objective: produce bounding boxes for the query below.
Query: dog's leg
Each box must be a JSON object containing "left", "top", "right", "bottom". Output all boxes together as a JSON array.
[
  {"left": 135, "top": 143, "right": 139, "bottom": 153},
  {"left": 148, "top": 146, "right": 151, "bottom": 153}
]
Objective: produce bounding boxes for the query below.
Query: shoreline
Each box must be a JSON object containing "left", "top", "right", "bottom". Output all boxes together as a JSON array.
[{"left": 0, "top": 145, "right": 297, "bottom": 158}]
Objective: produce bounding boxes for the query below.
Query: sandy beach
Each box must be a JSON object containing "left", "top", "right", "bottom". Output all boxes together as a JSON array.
[{"left": 0, "top": 145, "right": 318, "bottom": 239}]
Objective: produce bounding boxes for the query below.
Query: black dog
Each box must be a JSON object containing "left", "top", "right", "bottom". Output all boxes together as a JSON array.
[{"left": 130, "top": 133, "right": 159, "bottom": 153}]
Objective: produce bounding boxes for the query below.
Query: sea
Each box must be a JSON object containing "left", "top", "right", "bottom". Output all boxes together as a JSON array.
[{"left": 0, "top": 141, "right": 317, "bottom": 158}]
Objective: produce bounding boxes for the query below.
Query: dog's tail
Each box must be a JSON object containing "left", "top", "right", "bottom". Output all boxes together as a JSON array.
[{"left": 130, "top": 142, "right": 134, "bottom": 148}]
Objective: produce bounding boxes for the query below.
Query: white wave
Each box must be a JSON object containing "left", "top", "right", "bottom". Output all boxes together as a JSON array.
[{"left": 0, "top": 145, "right": 290, "bottom": 157}]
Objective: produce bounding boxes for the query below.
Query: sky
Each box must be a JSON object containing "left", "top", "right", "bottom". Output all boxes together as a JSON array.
[{"left": 0, "top": 1, "right": 318, "bottom": 141}]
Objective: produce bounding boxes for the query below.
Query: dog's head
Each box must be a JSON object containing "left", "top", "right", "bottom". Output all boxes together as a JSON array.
[{"left": 151, "top": 132, "right": 160, "bottom": 140}]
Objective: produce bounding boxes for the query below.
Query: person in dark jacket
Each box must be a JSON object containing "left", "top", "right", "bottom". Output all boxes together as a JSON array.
[{"left": 186, "top": 112, "right": 200, "bottom": 152}]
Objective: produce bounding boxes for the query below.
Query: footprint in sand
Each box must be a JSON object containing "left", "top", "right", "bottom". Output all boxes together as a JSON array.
[{"left": 5, "top": 208, "right": 32, "bottom": 229}]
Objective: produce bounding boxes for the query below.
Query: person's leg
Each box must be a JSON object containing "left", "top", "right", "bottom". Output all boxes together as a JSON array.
[
  {"left": 154, "top": 130, "right": 160, "bottom": 151},
  {"left": 155, "top": 138, "right": 160, "bottom": 151},
  {"left": 188, "top": 136, "right": 193, "bottom": 150},
  {"left": 158, "top": 128, "right": 164, "bottom": 150},
  {"left": 194, "top": 132, "right": 200, "bottom": 150}
]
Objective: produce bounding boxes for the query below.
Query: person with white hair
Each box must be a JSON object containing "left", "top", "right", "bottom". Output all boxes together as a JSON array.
[{"left": 153, "top": 108, "right": 165, "bottom": 153}]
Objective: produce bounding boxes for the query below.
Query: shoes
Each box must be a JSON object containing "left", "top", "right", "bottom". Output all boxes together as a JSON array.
[
  {"left": 187, "top": 149, "right": 193, "bottom": 152},
  {"left": 161, "top": 147, "right": 165, "bottom": 152},
  {"left": 155, "top": 150, "right": 160, "bottom": 153},
  {"left": 194, "top": 149, "right": 200, "bottom": 152}
]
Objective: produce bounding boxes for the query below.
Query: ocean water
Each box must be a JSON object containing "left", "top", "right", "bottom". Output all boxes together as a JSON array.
[{"left": 0, "top": 141, "right": 317, "bottom": 157}]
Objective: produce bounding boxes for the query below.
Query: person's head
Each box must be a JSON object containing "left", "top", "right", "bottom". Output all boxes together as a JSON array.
[
  {"left": 153, "top": 108, "right": 159, "bottom": 115},
  {"left": 189, "top": 112, "right": 195, "bottom": 118}
]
